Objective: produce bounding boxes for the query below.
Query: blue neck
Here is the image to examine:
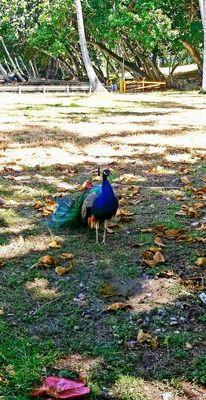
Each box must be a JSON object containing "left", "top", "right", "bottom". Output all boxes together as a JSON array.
[{"left": 102, "top": 176, "right": 113, "bottom": 195}]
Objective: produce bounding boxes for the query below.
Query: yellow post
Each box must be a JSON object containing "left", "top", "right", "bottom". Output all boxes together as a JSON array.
[
  {"left": 119, "top": 80, "right": 123, "bottom": 93},
  {"left": 123, "top": 80, "right": 126, "bottom": 93}
]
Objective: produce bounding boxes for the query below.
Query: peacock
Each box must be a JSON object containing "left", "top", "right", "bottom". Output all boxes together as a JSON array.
[{"left": 49, "top": 169, "right": 119, "bottom": 243}]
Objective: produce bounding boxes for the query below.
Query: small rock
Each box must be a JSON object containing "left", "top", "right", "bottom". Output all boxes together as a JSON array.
[
  {"left": 162, "top": 392, "right": 172, "bottom": 400},
  {"left": 125, "top": 340, "right": 137, "bottom": 349},
  {"left": 170, "top": 318, "right": 178, "bottom": 326},
  {"left": 154, "top": 328, "right": 162, "bottom": 334},
  {"left": 157, "top": 308, "right": 165, "bottom": 315},
  {"left": 73, "top": 325, "right": 80, "bottom": 331},
  {"left": 185, "top": 342, "right": 193, "bottom": 349},
  {"left": 78, "top": 293, "right": 86, "bottom": 300},
  {"left": 191, "top": 221, "right": 199, "bottom": 227}
]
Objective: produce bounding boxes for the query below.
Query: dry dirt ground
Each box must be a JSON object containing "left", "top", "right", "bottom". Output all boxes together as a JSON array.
[{"left": 0, "top": 91, "right": 206, "bottom": 400}]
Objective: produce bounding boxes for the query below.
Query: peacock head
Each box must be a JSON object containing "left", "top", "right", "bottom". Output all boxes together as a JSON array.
[{"left": 102, "top": 169, "right": 111, "bottom": 178}]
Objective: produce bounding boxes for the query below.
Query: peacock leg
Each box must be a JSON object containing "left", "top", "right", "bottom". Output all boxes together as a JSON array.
[
  {"left": 102, "top": 219, "right": 108, "bottom": 244},
  {"left": 95, "top": 221, "right": 99, "bottom": 243}
]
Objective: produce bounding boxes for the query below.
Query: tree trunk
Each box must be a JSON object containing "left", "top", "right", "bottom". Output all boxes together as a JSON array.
[
  {"left": 0, "top": 63, "right": 10, "bottom": 81},
  {"left": 74, "top": 0, "right": 107, "bottom": 92},
  {"left": 91, "top": 41, "right": 147, "bottom": 77},
  {"left": 199, "top": 0, "right": 206, "bottom": 92},
  {"left": 0, "top": 36, "right": 25, "bottom": 81},
  {"left": 29, "top": 60, "right": 37, "bottom": 78},
  {"left": 182, "top": 40, "right": 202, "bottom": 71}
]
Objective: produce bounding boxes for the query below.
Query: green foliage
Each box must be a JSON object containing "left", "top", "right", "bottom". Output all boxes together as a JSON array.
[{"left": 0, "top": 0, "right": 203, "bottom": 78}]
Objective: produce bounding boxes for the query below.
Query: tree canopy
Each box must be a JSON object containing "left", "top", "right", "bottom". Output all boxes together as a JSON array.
[{"left": 0, "top": 0, "right": 203, "bottom": 82}]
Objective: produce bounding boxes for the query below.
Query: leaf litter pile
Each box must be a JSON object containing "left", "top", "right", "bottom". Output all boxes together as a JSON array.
[{"left": 0, "top": 93, "right": 206, "bottom": 400}]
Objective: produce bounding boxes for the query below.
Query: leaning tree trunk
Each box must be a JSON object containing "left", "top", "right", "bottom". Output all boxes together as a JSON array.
[
  {"left": 199, "top": 0, "right": 206, "bottom": 92},
  {"left": 0, "top": 36, "right": 25, "bottom": 81},
  {"left": 74, "top": 0, "right": 107, "bottom": 92}
]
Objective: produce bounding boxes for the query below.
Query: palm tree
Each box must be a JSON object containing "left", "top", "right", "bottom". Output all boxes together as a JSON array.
[
  {"left": 74, "top": 0, "right": 107, "bottom": 92},
  {"left": 199, "top": 0, "right": 206, "bottom": 92}
]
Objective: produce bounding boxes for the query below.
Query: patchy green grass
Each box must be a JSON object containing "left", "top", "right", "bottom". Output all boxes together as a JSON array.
[{"left": 0, "top": 92, "right": 206, "bottom": 399}]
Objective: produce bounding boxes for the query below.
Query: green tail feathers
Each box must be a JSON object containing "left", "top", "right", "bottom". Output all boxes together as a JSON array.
[{"left": 48, "top": 191, "right": 88, "bottom": 228}]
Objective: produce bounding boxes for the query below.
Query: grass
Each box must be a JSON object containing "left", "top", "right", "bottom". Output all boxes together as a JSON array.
[{"left": 0, "top": 91, "right": 206, "bottom": 399}]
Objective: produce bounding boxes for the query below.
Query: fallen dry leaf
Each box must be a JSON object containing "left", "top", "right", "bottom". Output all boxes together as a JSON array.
[
  {"left": 119, "top": 197, "right": 127, "bottom": 206},
  {"left": 104, "top": 302, "right": 133, "bottom": 312},
  {"left": 33, "top": 201, "right": 44, "bottom": 209},
  {"left": 49, "top": 240, "right": 61, "bottom": 249},
  {"left": 100, "top": 284, "right": 117, "bottom": 298},
  {"left": 157, "top": 270, "right": 176, "bottom": 278},
  {"left": 137, "top": 329, "right": 159, "bottom": 349},
  {"left": 153, "top": 251, "right": 165, "bottom": 263},
  {"left": 38, "top": 255, "right": 57, "bottom": 267},
  {"left": 143, "top": 248, "right": 166, "bottom": 267},
  {"left": 55, "top": 265, "right": 73, "bottom": 276},
  {"left": 60, "top": 253, "right": 74, "bottom": 260},
  {"left": 195, "top": 257, "right": 206, "bottom": 267},
  {"left": 116, "top": 209, "right": 134, "bottom": 222},
  {"left": 196, "top": 224, "right": 206, "bottom": 231},
  {"left": 154, "top": 236, "right": 166, "bottom": 247},
  {"left": 181, "top": 176, "right": 191, "bottom": 185}
]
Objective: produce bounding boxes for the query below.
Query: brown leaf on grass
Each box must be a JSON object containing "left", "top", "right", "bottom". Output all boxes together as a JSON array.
[
  {"left": 43, "top": 203, "right": 56, "bottom": 215},
  {"left": 195, "top": 237, "right": 206, "bottom": 244},
  {"left": 3, "top": 166, "right": 16, "bottom": 173},
  {"left": 192, "top": 186, "right": 206, "bottom": 196},
  {"left": 195, "top": 257, "right": 206, "bottom": 267},
  {"left": 175, "top": 205, "right": 200, "bottom": 218},
  {"left": 150, "top": 336, "right": 159, "bottom": 350},
  {"left": 119, "top": 197, "right": 127, "bottom": 206},
  {"left": 127, "top": 186, "right": 140, "bottom": 198},
  {"left": 60, "top": 253, "right": 75, "bottom": 260},
  {"left": 116, "top": 209, "right": 134, "bottom": 222},
  {"left": 49, "top": 240, "right": 61, "bottom": 249},
  {"left": 178, "top": 167, "right": 192, "bottom": 175},
  {"left": 193, "top": 202, "right": 205, "bottom": 209},
  {"left": 100, "top": 284, "right": 117, "bottom": 298},
  {"left": 137, "top": 329, "right": 159, "bottom": 349},
  {"left": 118, "top": 173, "right": 139, "bottom": 183},
  {"left": 38, "top": 255, "right": 57, "bottom": 267},
  {"left": 45, "top": 197, "right": 56, "bottom": 206},
  {"left": 55, "top": 265, "right": 74, "bottom": 276},
  {"left": 196, "top": 224, "right": 206, "bottom": 231},
  {"left": 0, "top": 259, "right": 5, "bottom": 268},
  {"left": 154, "top": 236, "right": 166, "bottom": 247},
  {"left": 157, "top": 270, "right": 176, "bottom": 278},
  {"left": 0, "top": 309, "right": 4, "bottom": 316},
  {"left": 143, "top": 248, "right": 165, "bottom": 267},
  {"left": 175, "top": 195, "right": 184, "bottom": 201},
  {"left": 181, "top": 176, "right": 191, "bottom": 185},
  {"left": 153, "top": 251, "right": 165, "bottom": 263},
  {"left": 33, "top": 201, "right": 44, "bottom": 209},
  {"left": 104, "top": 302, "right": 133, "bottom": 312}
]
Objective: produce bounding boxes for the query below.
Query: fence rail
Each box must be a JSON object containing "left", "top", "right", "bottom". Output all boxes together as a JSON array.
[
  {"left": 0, "top": 84, "right": 91, "bottom": 94},
  {"left": 119, "top": 79, "right": 166, "bottom": 93}
]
